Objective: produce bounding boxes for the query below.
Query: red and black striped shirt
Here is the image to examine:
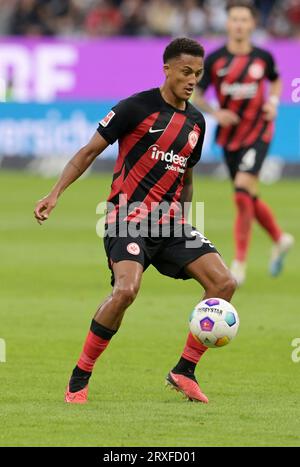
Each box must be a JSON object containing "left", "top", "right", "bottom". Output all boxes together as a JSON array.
[
  {"left": 198, "top": 45, "right": 279, "bottom": 151},
  {"left": 97, "top": 88, "right": 205, "bottom": 223}
]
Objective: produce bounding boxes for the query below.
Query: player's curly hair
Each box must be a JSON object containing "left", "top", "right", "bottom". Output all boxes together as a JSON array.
[
  {"left": 163, "top": 38, "right": 204, "bottom": 64},
  {"left": 226, "top": 0, "right": 257, "bottom": 17}
]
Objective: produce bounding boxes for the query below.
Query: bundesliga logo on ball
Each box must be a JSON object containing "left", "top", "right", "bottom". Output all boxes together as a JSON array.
[{"left": 189, "top": 298, "right": 240, "bottom": 348}]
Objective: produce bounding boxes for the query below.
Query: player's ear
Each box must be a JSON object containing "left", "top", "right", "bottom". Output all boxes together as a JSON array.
[
  {"left": 198, "top": 69, "right": 204, "bottom": 82},
  {"left": 163, "top": 63, "right": 170, "bottom": 78}
]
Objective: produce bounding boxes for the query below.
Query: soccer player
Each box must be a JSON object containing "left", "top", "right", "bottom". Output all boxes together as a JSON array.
[
  {"left": 34, "top": 38, "right": 236, "bottom": 404},
  {"left": 194, "top": 0, "right": 294, "bottom": 285}
]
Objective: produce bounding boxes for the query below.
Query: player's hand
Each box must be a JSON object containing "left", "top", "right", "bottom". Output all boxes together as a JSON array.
[
  {"left": 213, "top": 109, "right": 240, "bottom": 127},
  {"left": 262, "top": 102, "right": 277, "bottom": 121},
  {"left": 34, "top": 194, "right": 58, "bottom": 225}
]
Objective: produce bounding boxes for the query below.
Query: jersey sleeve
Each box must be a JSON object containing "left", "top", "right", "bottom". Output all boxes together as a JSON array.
[
  {"left": 97, "top": 98, "right": 135, "bottom": 144},
  {"left": 265, "top": 51, "right": 280, "bottom": 81},
  {"left": 187, "top": 116, "right": 206, "bottom": 168},
  {"left": 197, "top": 53, "right": 214, "bottom": 92}
]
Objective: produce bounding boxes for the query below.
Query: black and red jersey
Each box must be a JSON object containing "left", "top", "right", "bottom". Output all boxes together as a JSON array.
[
  {"left": 97, "top": 87, "right": 205, "bottom": 223},
  {"left": 198, "top": 45, "right": 279, "bottom": 151}
]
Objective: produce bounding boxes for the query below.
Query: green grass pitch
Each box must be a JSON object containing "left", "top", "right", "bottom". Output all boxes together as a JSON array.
[{"left": 0, "top": 170, "right": 299, "bottom": 447}]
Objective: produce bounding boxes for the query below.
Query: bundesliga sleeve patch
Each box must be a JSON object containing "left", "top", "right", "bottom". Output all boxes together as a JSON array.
[{"left": 100, "top": 110, "right": 115, "bottom": 127}]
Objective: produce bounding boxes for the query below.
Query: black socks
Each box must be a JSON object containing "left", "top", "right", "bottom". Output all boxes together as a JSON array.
[
  {"left": 69, "top": 366, "right": 92, "bottom": 393},
  {"left": 172, "top": 357, "right": 196, "bottom": 381},
  {"left": 69, "top": 320, "right": 117, "bottom": 393}
]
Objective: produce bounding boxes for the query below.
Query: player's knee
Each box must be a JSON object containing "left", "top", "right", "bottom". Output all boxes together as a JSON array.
[
  {"left": 113, "top": 283, "right": 139, "bottom": 308},
  {"left": 213, "top": 273, "right": 237, "bottom": 300}
]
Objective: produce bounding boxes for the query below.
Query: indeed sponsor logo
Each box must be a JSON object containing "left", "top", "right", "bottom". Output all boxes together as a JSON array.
[
  {"left": 150, "top": 145, "right": 187, "bottom": 168},
  {"left": 221, "top": 82, "right": 258, "bottom": 100}
]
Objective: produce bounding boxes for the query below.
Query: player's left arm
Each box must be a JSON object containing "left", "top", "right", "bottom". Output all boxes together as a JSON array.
[
  {"left": 263, "top": 52, "right": 282, "bottom": 122},
  {"left": 180, "top": 115, "right": 206, "bottom": 214},
  {"left": 180, "top": 168, "right": 193, "bottom": 219},
  {"left": 181, "top": 168, "right": 193, "bottom": 204}
]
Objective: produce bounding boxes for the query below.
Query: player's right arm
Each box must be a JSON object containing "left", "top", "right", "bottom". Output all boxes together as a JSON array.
[{"left": 34, "top": 131, "right": 108, "bottom": 224}]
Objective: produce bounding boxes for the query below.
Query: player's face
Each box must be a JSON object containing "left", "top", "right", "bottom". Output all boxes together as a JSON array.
[
  {"left": 227, "top": 7, "right": 255, "bottom": 42},
  {"left": 163, "top": 54, "right": 204, "bottom": 102}
]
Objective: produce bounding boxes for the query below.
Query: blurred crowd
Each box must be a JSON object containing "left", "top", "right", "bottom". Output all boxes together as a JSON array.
[{"left": 0, "top": 0, "right": 299, "bottom": 38}]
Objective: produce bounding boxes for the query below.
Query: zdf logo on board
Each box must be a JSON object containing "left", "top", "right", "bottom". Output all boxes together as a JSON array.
[{"left": 0, "top": 43, "right": 78, "bottom": 101}]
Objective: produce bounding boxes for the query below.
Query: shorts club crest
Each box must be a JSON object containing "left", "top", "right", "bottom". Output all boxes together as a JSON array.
[{"left": 127, "top": 242, "right": 141, "bottom": 255}]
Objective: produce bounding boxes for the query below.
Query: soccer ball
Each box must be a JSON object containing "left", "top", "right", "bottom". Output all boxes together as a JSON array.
[{"left": 189, "top": 298, "right": 239, "bottom": 348}]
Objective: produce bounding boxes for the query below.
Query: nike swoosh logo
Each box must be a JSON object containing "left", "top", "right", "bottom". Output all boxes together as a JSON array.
[{"left": 149, "top": 127, "right": 165, "bottom": 133}]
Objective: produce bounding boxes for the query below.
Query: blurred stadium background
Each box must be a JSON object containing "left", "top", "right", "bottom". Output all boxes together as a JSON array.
[{"left": 0, "top": 0, "right": 299, "bottom": 177}]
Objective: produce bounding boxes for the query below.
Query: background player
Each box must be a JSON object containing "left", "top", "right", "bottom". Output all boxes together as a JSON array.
[
  {"left": 34, "top": 38, "right": 237, "bottom": 404},
  {"left": 194, "top": 0, "right": 294, "bottom": 286}
]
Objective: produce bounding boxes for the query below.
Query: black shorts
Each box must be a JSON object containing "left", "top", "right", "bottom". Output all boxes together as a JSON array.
[
  {"left": 224, "top": 139, "right": 269, "bottom": 180},
  {"left": 103, "top": 224, "right": 218, "bottom": 285}
]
